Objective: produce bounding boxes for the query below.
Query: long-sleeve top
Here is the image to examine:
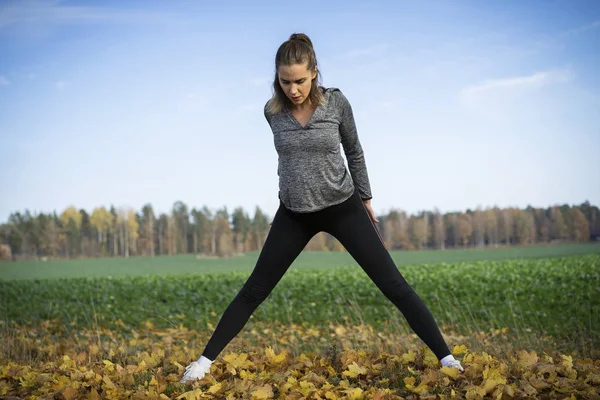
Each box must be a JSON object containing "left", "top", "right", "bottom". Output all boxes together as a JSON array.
[{"left": 263, "top": 86, "right": 372, "bottom": 213}]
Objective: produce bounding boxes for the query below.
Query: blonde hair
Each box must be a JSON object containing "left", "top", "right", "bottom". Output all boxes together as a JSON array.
[{"left": 266, "top": 33, "right": 325, "bottom": 115}]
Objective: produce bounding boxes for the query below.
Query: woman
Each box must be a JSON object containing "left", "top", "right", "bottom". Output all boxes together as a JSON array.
[{"left": 181, "top": 33, "right": 464, "bottom": 383}]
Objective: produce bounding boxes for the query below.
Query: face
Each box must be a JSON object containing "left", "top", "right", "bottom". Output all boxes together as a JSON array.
[{"left": 277, "top": 62, "right": 317, "bottom": 106}]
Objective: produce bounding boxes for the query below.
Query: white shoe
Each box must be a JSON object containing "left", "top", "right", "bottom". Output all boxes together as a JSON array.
[
  {"left": 444, "top": 359, "right": 464, "bottom": 372},
  {"left": 180, "top": 361, "right": 211, "bottom": 383}
]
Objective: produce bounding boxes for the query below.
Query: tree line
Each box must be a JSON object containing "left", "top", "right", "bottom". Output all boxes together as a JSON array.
[{"left": 1, "top": 200, "right": 598, "bottom": 261}]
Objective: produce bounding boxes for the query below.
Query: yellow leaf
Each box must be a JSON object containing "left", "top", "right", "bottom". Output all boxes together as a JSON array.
[
  {"left": 441, "top": 366, "right": 461, "bottom": 379},
  {"left": 422, "top": 348, "right": 439, "bottom": 368},
  {"left": 516, "top": 350, "right": 538, "bottom": 369},
  {"left": 102, "top": 375, "right": 116, "bottom": 390},
  {"left": 59, "top": 387, "right": 80, "bottom": 400},
  {"left": 452, "top": 345, "right": 469, "bottom": 355},
  {"left": 176, "top": 388, "right": 203, "bottom": 400},
  {"left": 404, "top": 376, "right": 416, "bottom": 389},
  {"left": 504, "top": 384, "right": 515, "bottom": 397},
  {"left": 299, "top": 380, "right": 316, "bottom": 396},
  {"left": 586, "top": 372, "right": 600, "bottom": 385},
  {"left": 102, "top": 360, "right": 115, "bottom": 372},
  {"left": 89, "top": 387, "right": 101, "bottom": 400},
  {"left": 342, "top": 362, "right": 367, "bottom": 378},
  {"left": 344, "top": 387, "right": 364, "bottom": 400},
  {"left": 240, "top": 369, "right": 256, "bottom": 379},
  {"left": 483, "top": 366, "right": 507, "bottom": 382},
  {"left": 334, "top": 326, "right": 347, "bottom": 336},
  {"left": 325, "top": 391, "right": 338, "bottom": 400},
  {"left": 171, "top": 361, "right": 185, "bottom": 373},
  {"left": 560, "top": 354, "right": 573, "bottom": 370},
  {"left": 465, "top": 386, "right": 486, "bottom": 400},
  {"left": 400, "top": 350, "right": 416, "bottom": 364},
  {"left": 265, "top": 346, "right": 287, "bottom": 364},
  {"left": 208, "top": 382, "right": 223, "bottom": 394},
  {"left": 251, "top": 384, "right": 274, "bottom": 399},
  {"left": 223, "top": 352, "right": 255, "bottom": 369},
  {"left": 136, "top": 360, "right": 147, "bottom": 373},
  {"left": 19, "top": 371, "right": 38, "bottom": 388},
  {"left": 404, "top": 374, "right": 430, "bottom": 393}
]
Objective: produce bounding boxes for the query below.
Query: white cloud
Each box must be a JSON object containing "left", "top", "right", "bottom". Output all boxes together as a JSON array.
[
  {"left": 460, "top": 68, "right": 573, "bottom": 105},
  {"left": 55, "top": 80, "right": 69, "bottom": 89},
  {"left": 559, "top": 19, "right": 600, "bottom": 37},
  {"left": 0, "top": 75, "right": 9, "bottom": 85},
  {"left": 0, "top": 0, "right": 177, "bottom": 29}
]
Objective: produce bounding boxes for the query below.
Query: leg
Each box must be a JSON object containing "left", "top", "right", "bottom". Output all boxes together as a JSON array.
[
  {"left": 201, "top": 203, "right": 316, "bottom": 361},
  {"left": 324, "top": 191, "right": 451, "bottom": 360}
]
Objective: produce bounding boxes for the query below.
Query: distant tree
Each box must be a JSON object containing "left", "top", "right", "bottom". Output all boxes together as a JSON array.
[
  {"left": 484, "top": 208, "right": 499, "bottom": 247},
  {"left": 571, "top": 208, "right": 590, "bottom": 242},
  {"left": 60, "top": 207, "right": 82, "bottom": 258},
  {"left": 250, "top": 206, "right": 270, "bottom": 251},
  {"left": 472, "top": 208, "right": 485, "bottom": 247},
  {"left": 408, "top": 215, "right": 427, "bottom": 249},
  {"left": 232, "top": 207, "right": 251, "bottom": 253},
  {"left": 456, "top": 214, "right": 473, "bottom": 247},
  {"left": 90, "top": 207, "right": 113, "bottom": 256},
  {"left": 550, "top": 206, "right": 568, "bottom": 241},
  {"left": 432, "top": 209, "right": 445, "bottom": 250}
]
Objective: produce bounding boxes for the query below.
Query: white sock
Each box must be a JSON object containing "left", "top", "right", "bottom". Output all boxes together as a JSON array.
[
  {"left": 440, "top": 354, "right": 456, "bottom": 366},
  {"left": 196, "top": 355, "right": 213, "bottom": 368}
]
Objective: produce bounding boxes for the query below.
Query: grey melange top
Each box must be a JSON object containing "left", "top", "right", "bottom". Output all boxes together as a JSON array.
[{"left": 263, "top": 86, "right": 373, "bottom": 213}]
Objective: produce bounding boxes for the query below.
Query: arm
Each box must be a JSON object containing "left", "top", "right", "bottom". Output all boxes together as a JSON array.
[{"left": 337, "top": 90, "right": 373, "bottom": 201}]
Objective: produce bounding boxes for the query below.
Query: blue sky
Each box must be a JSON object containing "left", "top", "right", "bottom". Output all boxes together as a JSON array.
[{"left": 1, "top": 0, "right": 599, "bottom": 222}]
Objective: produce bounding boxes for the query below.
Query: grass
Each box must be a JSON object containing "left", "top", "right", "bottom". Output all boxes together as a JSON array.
[
  {"left": 1, "top": 243, "right": 599, "bottom": 398},
  {"left": 1, "top": 253, "right": 598, "bottom": 358},
  {"left": 1, "top": 242, "right": 599, "bottom": 281}
]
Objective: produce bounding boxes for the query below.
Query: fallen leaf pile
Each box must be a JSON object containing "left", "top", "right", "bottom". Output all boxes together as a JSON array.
[{"left": 1, "top": 319, "right": 598, "bottom": 399}]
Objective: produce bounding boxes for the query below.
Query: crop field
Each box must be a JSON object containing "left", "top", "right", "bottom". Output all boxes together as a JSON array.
[
  {"left": 1, "top": 244, "right": 599, "bottom": 399},
  {"left": 1, "top": 242, "right": 599, "bottom": 281}
]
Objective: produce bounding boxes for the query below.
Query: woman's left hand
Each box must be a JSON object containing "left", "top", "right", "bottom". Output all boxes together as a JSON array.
[{"left": 362, "top": 199, "right": 379, "bottom": 223}]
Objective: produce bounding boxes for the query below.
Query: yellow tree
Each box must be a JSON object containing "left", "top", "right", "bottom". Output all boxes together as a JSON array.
[
  {"left": 432, "top": 209, "right": 445, "bottom": 250},
  {"left": 41, "top": 215, "right": 60, "bottom": 258},
  {"left": 550, "top": 206, "right": 568, "bottom": 241},
  {"left": 514, "top": 209, "right": 535, "bottom": 245},
  {"left": 215, "top": 208, "right": 234, "bottom": 257},
  {"left": 127, "top": 209, "right": 139, "bottom": 256},
  {"left": 305, "top": 232, "right": 327, "bottom": 251},
  {"left": 456, "top": 213, "right": 473, "bottom": 247},
  {"left": 139, "top": 204, "right": 156, "bottom": 256},
  {"left": 571, "top": 208, "right": 590, "bottom": 242},
  {"left": 472, "top": 208, "right": 485, "bottom": 247},
  {"left": 498, "top": 208, "right": 514, "bottom": 245},
  {"left": 167, "top": 214, "right": 177, "bottom": 255},
  {"left": 382, "top": 210, "right": 411, "bottom": 250},
  {"left": 326, "top": 233, "right": 345, "bottom": 251},
  {"left": 90, "top": 207, "right": 113, "bottom": 256},
  {"left": 60, "top": 206, "right": 82, "bottom": 258},
  {"left": 484, "top": 208, "right": 499, "bottom": 247},
  {"left": 409, "top": 216, "right": 426, "bottom": 249},
  {"left": 116, "top": 207, "right": 139, "bottom": 258}
]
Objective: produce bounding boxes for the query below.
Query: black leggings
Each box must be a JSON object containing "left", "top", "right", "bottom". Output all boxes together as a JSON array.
[{"left": 201, "top": 188, "right": 451, "bottom": 361}]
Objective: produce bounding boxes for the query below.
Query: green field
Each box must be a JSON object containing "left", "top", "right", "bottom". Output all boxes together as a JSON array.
[
  {"left": 1, "top": 243, "right": 599, "bottom": 359},
  {"left": 1, "top": 242, "right": 599, "bottom": 281}
]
